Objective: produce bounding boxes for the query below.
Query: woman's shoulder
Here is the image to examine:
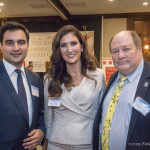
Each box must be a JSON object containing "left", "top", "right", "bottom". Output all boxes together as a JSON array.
[
  {"left": 95, "top": 68, "right": 104, "bottom": 74},
  {"left": 87, "top": 68, "right": 104, "bottom": 76},
  {"left": 43, "top": 74, "right": 51, "bottom": 85}
]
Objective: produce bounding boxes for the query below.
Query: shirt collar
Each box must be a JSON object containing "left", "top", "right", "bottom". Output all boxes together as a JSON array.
[
  {"left": 3, "top": 58, "right": 26, "bottom": 77},
  {"left": 117, "top": 58, "right": 144, "bottom": 83}
]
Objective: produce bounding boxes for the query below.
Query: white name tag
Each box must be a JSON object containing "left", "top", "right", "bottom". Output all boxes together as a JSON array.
[
  {"left": 31, "top": 85, "right": 39, "bottom": 97},
  {"left": 132, "top": 96, "right": 150, "bottom": 116},
  {"left": 48, "top": 97, "right": 61, "bottom": 107}
]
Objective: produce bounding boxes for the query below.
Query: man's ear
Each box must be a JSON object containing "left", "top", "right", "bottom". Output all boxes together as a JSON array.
[
  {"left": 138, "top": 45, "right": 142, "bottom": 52},
  {"left": 27, "top": 42, "right": 29, "bottom": 48},
  {"left": 0, "top": 42, "right": 3, "bottom": 51}
]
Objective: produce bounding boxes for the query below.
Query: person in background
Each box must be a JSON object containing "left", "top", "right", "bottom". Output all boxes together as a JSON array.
[
  {"left": 44, "top": 25, "right": 106, "bottom": 150},
  {"left": 93, "top": 30, "right": 150, "bottom": 150},
  {"left": 0, "top": 21, "right": 45, "bottom": 150},
  {"left": 45, "top": 61, "right": 51, "bottom": 73},
  {"left": 27, "top": 64, "right": 33, "bottom": 71}
]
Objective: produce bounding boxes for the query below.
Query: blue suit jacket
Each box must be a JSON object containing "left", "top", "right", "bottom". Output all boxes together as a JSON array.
[
  {"left": 93, "top": 60, "right": 150, "bottom": 150},
  {"left": 0, "top": 61, "right": 45, "bottom": 150}
]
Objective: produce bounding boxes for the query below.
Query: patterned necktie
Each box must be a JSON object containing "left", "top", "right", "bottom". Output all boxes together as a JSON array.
[
  {"left": 15, "top": 69, "right": 29, "bottom": 122},
  {"left": 101, "top": 76, "right": 127, "bottom": 150}
]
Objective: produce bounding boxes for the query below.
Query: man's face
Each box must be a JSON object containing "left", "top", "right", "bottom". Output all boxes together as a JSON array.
[
  {"left": 0, "top": 29, "right": 29, "bottom": 68},
  {"left": 110, "top": 31, "right": 143, "bottom": 75}
]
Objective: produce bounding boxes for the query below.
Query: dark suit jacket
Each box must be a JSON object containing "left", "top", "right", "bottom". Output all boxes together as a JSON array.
[
  {"left": 0, "top": 61, "right": 46, "bottom": 150},
  {"left": 93, "top": 60, "right": 150, "bottom": 150}
]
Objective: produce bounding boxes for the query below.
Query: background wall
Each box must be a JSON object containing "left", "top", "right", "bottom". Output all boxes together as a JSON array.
[{"left": 102, "top": 18, "right": 127, "bottom": 59}]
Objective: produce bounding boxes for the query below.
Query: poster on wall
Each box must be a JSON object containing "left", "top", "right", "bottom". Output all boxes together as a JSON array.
[
  {"left": 102, "top": 58, "right": 117, "bottom": 84},
  {"left": 25, "top": 32, "right": 56, "bottom": 72},
  {"left": 82, "top": 31, "right": 94, "bottom": 52},
  {"left": 25, "top": 31, "right": 94, "bottom": 72}
]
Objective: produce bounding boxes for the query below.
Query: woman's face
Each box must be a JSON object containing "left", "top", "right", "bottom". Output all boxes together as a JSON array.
[{"left": 60, "top": 32, "right": 82, "bottom": 65}]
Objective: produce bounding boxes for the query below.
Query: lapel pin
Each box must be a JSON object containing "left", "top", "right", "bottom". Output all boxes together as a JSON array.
[{"left": 144, "top": 82, "right": 149, "bottom": 87}]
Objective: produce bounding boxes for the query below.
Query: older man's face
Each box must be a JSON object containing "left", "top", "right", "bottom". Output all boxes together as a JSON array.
[{"left": 110, "top": 31, "right": 143, "bottom": 75}]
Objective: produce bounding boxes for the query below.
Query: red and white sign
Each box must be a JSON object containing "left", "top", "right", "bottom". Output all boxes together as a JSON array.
[{"left": 102, "top": 58, "right": 117, "bottom": 82}]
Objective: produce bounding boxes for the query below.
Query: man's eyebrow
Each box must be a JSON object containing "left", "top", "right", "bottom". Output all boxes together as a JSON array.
[
  {"left": 5, "top": 39, "right": 26, "bottom": 42},
  {"left": 5, "top": 40, "right": 13, "bottom": 43},
  {"left": 18, "top": 39, "right": 26, "bottom": 41},
  {"left": 122, "top": 46, "right": 130, "bottom": 48}
]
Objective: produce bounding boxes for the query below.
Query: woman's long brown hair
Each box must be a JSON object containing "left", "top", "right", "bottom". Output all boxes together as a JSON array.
[{"left": 45, "top": 25, "right": 98, "bottom": 97}]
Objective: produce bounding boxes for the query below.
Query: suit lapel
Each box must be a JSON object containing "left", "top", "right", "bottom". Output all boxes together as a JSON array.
[
  {"left": 126, "top": 61, "right": 150, "bottom": 144},
  {"left": 0, "top": 61, "right": 29, "bottom": 124},
  {"left": 97, "top": 72, "right": 118, "bottom": 122},
  {"left": 25, "top": 69, "right": 35, "bottom": 125},
  {"left": 25, "top": 68, "right": 40, "bottom": 127},
  {"left": 101, "top": 72, "right": 118, "bottom": 105},
  {"left": 61, "top": 84, "right": 92, "bottom": 118}
]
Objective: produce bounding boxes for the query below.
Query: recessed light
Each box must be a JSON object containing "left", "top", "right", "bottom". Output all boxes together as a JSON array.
[
  {"left": 143, "top": 2, "right": 148, "bottom": 5},
  {"left": 109, "top": 0, "right": 114, "bottom": 2}
]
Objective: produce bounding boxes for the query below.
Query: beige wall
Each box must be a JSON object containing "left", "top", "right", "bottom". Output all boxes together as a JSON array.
[{"left": 101, "top": 18, "right": 127, "bottom": 59}]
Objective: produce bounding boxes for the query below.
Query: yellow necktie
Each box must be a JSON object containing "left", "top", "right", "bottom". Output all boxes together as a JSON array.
[{"left": 101, "top": 76, "right": 127, "bottom": 150}]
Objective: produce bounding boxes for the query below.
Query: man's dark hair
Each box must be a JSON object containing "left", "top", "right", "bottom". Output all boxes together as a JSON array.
[{"left": 0, "top": 21, "right": 29, "bottom": 43}]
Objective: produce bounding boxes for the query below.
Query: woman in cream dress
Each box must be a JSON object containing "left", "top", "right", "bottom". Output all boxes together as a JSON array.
[{"left": 44, "top": 25, "right": 106, "bottom": 150}]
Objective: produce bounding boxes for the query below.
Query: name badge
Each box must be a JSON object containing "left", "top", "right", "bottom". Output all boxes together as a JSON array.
[
  {"left": 48, "top": 97, "right": 61, "bottom": 107},
  {"left": 31, "top": 85, "right": 39, "bottom": 97},
  {"left": 132, "top": 96, "right": 150, "bottom": 116}
]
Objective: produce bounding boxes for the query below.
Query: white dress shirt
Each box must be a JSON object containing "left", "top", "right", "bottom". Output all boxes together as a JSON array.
[{"left": 3, "top": 59, "right": 33, "bottom": 126}]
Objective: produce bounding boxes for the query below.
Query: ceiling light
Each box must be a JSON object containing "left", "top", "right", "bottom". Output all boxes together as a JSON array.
[
  {"left": 143, "top": 2, "right": 148, "bottom": 5},
  {"left": 0, "top": 3, "right": 4, "bottom": 6},
  {"left": 109, "top": 0, "right": 114, "bottom": 2}
]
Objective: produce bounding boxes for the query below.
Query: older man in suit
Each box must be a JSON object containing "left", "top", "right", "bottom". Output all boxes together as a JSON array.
[
  {"left": 93, "top": 31, "right": 150, "bottom": 150},
  {"left": 0, "top": 22, "right": 45, "bottom": 150}
]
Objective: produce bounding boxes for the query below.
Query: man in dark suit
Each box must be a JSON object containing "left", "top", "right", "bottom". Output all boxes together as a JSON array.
[
  {"left": 0, "top": 22, "right": 45, "bottom": 150},
  {"left": 93, "top": 31, "right": 150, "bottom": 150}
]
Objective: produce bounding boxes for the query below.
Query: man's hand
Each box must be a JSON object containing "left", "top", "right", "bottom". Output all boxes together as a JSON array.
[{"left": 23, "top": 129, "right": 43, "bottom": 150}]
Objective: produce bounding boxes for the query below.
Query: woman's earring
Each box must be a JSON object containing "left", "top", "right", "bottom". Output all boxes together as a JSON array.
[{"left": 81, "top": 48, "right": 83, "bottom": 52}]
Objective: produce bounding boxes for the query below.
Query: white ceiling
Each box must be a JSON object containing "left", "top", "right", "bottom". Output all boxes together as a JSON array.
[{"left": 0, "top": 0, "right": 150, "bottom": 18}]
